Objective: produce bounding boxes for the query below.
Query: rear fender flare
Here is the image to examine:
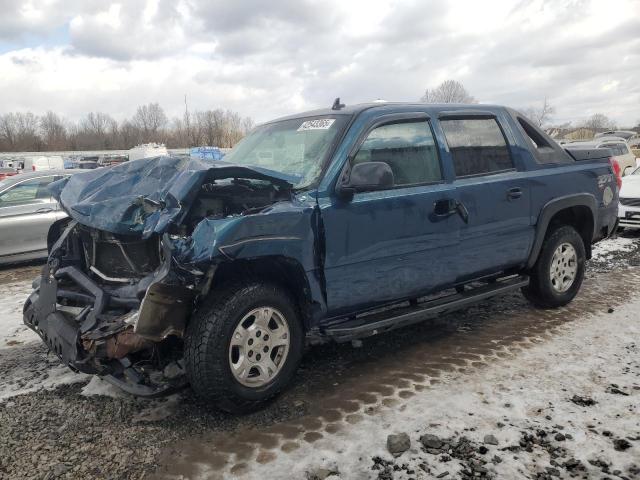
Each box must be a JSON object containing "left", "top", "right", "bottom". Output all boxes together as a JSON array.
[{"left": 526, "top": 194, "right": 597, "bottom": 269}]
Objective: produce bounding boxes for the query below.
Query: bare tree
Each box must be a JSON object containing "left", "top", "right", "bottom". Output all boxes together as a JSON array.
[
  {"left": 522, "top": 97, "right": 556, "bottom": 127},
  {"left": 76, "top": 112, "right": 117, "bottom": 149},
  {"left": 0, "top": 104, "right": 252, "bottom": 152},
  {"left": 0, "top": 113, "right": 18, "bottom": 150},
  {"left": 197, "top": 109, "right": 225, "bottom": 147},
  {"left": 421, "top": 80, "right": 477, "bottom": 104},
  {"left": 132, "top": 103, "right": 168, "bottom": 142},
  {"left": 221, "top": 110, "right": 244, "bottom": 147},
  {"left": 40, "top": 111, "right": 68, "bottom": 150},
  {"left": 241, "top": 116, "right": 254, "bottom": 135},
  {"left": 0, "top": 112, "right": 41, "bottom": 151},
  {"left": 581, "top": 113, "right": 616, "bottom": 131}
]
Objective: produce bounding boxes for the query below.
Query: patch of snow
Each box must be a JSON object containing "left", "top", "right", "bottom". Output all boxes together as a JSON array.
[
  {"left": 0, "top": 280, "right": 38, "bottom": 349},
  {"left": 0, "top": 362, "right": 88, "bottom": 401},
  {"left": 80, "top": 376, "right": 126, "bottom": 399},
  {"left": 591, "top": 236, "right": 637, "bottom": 259},
  {"left": 0, "top": 279, "right": 87, "bottom": 400},
  {"left": 226, "top": 297, "right": 640, "bottom": 480}
]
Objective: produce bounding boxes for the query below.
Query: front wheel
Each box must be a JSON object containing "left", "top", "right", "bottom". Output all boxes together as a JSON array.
[
  {"left": 184, "top": 282, "right": 304, "bottom": 413},
  {"left": 522, "top": 225, "right": 586, "bottom": 308}
]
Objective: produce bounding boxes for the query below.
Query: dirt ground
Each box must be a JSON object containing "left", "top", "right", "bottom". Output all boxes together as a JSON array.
[{"left": 0, "top": 232, "right": 639, "bottom": 480}]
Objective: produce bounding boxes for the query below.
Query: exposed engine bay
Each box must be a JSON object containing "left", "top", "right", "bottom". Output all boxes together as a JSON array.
[
  {"left": 181, "top": 178, "right": 291, "bottom": 233},
  {"left": 23, "top": 172, "right": 293, "bottom": 396}
]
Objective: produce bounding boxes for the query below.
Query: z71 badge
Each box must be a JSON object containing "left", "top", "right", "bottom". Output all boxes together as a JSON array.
[{"left": 597, "top": 174, "right": 614, "bottom": 189}]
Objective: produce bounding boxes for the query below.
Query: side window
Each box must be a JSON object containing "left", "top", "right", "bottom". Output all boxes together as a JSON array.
[
  {"left": 0, "top": 177, "right": 54, "bottom": 207},
  {"left": 441, "top": 118, "right": 514, "bottom": 177},
  {"left": 352, "top": 120, "right": 442, "bottom": 188},
  {"left": 517, "top": 117, "right": 553, "bottom": 151}
]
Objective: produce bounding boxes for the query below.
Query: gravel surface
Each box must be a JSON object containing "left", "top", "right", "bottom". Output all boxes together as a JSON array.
[{"left": 0, "top": 231, "right": 639, "bottom": 479}]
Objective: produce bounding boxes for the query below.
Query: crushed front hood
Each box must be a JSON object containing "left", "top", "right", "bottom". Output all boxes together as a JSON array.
[{"left": 50, "top": 156, "right": 295, "bottom": 237}]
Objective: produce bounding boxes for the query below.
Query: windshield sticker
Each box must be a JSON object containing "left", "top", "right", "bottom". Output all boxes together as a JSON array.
[{"left": 297, "top": 119, "right": 335, "bottom": 131}]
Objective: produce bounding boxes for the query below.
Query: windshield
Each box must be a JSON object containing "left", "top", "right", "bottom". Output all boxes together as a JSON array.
[{"left": 223, "top": 115, "right": 349, "bottom": 188}]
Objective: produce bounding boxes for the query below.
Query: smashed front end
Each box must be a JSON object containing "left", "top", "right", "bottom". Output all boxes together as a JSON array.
[
  {"left": 23, "top": 224, "right": 194, "bottom": 395},
  {"left": 23, "top": 156, "right": 298, "bottom": 396}
]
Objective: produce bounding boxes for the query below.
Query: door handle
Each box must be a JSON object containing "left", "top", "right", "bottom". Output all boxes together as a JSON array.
[
  {"left": 433, "top": 199, "right": 469, "bottom": 223},
  {"left": 35, "top": 207, "right": 54, "bottom": 213},
  {"left": 507, "top": 187, "right": 523, "bottom": 200}
]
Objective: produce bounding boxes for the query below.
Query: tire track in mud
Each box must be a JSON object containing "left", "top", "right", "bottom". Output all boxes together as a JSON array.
[{"left": 153, "top": 268, "right": 640, "bottom": 479}]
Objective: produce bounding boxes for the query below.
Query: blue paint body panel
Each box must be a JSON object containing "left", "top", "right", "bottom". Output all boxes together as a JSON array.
[{"left": 51, "top": 103, "right": 619, "bottom": 330}]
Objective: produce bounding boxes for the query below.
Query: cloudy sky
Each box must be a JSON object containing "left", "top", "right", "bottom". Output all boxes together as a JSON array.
[{"left": 1, "top": 0, "right": 639, "bottom": 126}]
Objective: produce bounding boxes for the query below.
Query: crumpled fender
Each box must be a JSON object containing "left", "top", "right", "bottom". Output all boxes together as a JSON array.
[{"left": 170, "top": 200, "right": 318, "bottom": 271}]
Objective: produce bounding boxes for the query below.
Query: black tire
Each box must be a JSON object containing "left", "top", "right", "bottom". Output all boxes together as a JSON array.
[
  {"left": 184, "top": 282, "right": 304, "bottom": 413},
  {"left": 522, "top": 225, "right": 586, "bottom": 308}
]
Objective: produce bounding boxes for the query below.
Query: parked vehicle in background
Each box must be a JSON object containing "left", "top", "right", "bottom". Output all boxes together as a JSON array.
[
  {"left": 618, "top": 166, "right": 640, "bottom": 230},
  {"left": 0, "top": 158, "right": 18, "bottom": 169},
  {"left": 24, "top": 103, "right": 618, "bottom": 412},
  {"left": 128, "top": 143, "right": 169, "bottom": 161},
  {"left": 189, "top": 146, "right": 225, "bottom": 161},
  {"left": 21, "top": 155, "right": 65, "bottom": 172},
  {"left": 0, "top": 167, "right": 18, "bottom": 181},
  {"left": 99, "top": 154, "right": 128, "bottom": 167},
  {"left": 596, "top": 138, "right": 637, "bottom": 175},
  {"left": 76, "top": 158, "right": 100, "bottom": 169},
  {"left": 568, "top": 138, "right": 636, "bottom": 176},
  {"left": 0, "top": 170, "right": 78, "bottom": 265},
  {"left": 595, "top": 130, "right": 637, "bottom": 140}
]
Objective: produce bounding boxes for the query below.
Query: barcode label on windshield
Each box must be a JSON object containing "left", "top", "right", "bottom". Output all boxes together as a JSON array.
[{"left": 297, "top": 119, "right": 335, "bottom": 131}]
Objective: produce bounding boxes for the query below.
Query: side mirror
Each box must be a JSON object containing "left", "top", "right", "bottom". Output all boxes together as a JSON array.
[{"left": 337, "top": 162, "right": 394, "bottom": 200}]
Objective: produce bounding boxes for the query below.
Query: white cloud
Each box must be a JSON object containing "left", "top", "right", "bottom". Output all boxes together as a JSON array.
[{"left": 0, "top": 0, "right": 639, "bottom": 126}]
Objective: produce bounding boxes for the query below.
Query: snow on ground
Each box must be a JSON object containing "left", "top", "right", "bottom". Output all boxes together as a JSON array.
[
  {"left": 0, "top": 279, "right": 38, "bottom": 348},
  {"left": 226, "top": 297, "right": 640, "bottom": 480},
  {"left": 592, "top": 235, "right": 638, "bottom": 259},
  {"left": 0, "top": 278, "right": 88, "bottom": 400},
  {"left": 80, "top": 376, "right": 126, "bottom": 398}
]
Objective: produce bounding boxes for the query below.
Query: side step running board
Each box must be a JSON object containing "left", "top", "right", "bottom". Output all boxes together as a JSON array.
[{"left": 322, "top": 275, "right": 529, "bottom": 342}]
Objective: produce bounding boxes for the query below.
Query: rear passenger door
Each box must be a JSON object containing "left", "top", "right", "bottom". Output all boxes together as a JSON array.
[
  {"left": 321, "top": 115, "right": 459, "bottom": 315},
  {"left": 438, "top": 115, "right": 534, "bottom": 282}
]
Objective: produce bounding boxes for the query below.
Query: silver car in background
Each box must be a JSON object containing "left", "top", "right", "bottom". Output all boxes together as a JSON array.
[{"left": 0, "top": 170, "right": 77, "bottom": 265}]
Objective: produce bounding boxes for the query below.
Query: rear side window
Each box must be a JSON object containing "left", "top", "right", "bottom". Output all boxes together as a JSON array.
[
  {"left": 440, "top": 118, "right": 513, "bottom": 177},
  {"left": 599, "top": 143, "right": 628, "bottom": 156},
  {"left": 353, "top": 120, "right": 442, "bottom": 187},
  {"left": 0, "top": 177, "right": 55, "bottom": 207}
]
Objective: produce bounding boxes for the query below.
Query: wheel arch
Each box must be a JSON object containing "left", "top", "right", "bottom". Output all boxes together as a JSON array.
[
  {"left": 527, "top": 194, "right": 597, "bottom": 269},
  {"left": 208, "top": 256, "right": 324, "bottom": 331}
]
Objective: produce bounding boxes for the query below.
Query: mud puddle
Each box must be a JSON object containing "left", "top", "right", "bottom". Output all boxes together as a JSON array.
[{"left": 152, "top": 268, "right": 639, "bottom": 479}]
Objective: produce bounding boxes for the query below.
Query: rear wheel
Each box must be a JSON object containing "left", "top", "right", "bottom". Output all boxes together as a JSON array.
[
  {"left": 522, "top": 225, "right": 586, "bottom": 308},
  {"left": 184, "top": 282, "right": 304, "bottom": 413}
]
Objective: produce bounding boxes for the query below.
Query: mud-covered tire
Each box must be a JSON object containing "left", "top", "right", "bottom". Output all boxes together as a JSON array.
[
  {"left": 184, "top": 282, "right": 304, "bottom": 413},
  {"left": 522, "top": 225, "right": 586, "bottom": 308}
]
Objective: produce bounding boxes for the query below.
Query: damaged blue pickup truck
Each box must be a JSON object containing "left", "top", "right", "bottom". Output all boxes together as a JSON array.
[{"left": 24, "top": 102, "right": 620, "bottom": 412}]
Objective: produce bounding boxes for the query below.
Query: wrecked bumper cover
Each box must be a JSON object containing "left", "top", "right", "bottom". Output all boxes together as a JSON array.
[{"left": 23, "top": 225, "right": 193, "bottom": 396}]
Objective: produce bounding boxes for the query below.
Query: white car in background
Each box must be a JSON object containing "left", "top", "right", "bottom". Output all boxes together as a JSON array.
[
  {"left": 21, "top": 155, "right": 65, "bottom": 171},
  {"left": 128, "top": 143, "right": 168, "bottom": 161},
  {"left": 592, "top": 137, "right": 637, "bottom": 176},
  {"left": 618, "top": 167, "right": 640, "bottom": 230}
]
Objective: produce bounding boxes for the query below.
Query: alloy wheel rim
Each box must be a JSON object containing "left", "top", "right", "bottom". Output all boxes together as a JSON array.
[
  {"left": 549, "top": 242, "right": 578, "bottom": 293},
  {"left": 228, "top": 307, "right": 290, "bottom": 387}
]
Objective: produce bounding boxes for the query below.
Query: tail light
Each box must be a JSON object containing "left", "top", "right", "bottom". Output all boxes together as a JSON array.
[
  {"left": 32, "top": 165, "right": 36, "bottom": 171},
  {"left": 609, "top": 157, "right": 622, "bottom": 189}
]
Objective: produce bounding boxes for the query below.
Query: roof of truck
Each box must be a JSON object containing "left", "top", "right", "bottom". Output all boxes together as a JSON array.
[{"left": 268, "top": 102, "right": 506, "bottom": 123}]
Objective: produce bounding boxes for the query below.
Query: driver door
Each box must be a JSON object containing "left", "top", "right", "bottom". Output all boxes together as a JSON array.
[{"left": 319, "top": 115, "right": 459, "bottom": 316}]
